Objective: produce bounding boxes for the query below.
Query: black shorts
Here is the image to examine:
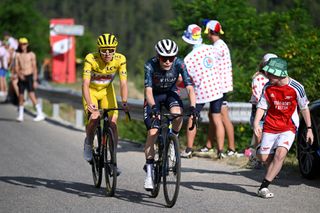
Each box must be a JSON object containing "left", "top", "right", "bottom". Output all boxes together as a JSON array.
[
  {"left": 18, "top": 74, "right": 35, "bottom": 93},
  {"left": 144, "top": 91, "right": 183, "bottom": 130},
  {"left": 196, "top": 97, "right": 223, "bottom": 114},
  {"left": 222, "top": 93, "right": 228, "bottom": 106}
]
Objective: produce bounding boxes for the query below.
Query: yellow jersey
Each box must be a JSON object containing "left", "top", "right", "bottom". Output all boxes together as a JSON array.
[{"left": 83, "top": 52, "right": 127, "bottom": 91}]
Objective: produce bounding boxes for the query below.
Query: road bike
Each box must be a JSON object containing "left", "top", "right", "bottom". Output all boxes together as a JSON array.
[
  {"left": 91, "top": 108, "right": 130, "bottom": 197},
  {"left": 149, "top": 111, "right": 196, "bottom": 207}
]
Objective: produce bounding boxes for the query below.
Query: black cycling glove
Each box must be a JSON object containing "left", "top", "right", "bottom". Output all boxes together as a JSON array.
[
  {"left": 189, "top": 106, "right": 198, "bottom": 117},
  {"left": 150, "top": 105, "right": 160, "bottom": 117}
]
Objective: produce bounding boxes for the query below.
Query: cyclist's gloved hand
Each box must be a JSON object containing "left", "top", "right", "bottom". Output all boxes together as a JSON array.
[
  {"left": 150, "top": 105, "right": 160, "bottom": 118},
  {"left": 189, "top": 106, "right": 198, "bottom": 118},
  {"left": 122, "top": 101, "right": 129, "bottom": 113}
]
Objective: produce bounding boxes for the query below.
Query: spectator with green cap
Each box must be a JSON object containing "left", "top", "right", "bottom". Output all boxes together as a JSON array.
[{"left": 253, "top": 57, "right": 314, "bottom": 199}]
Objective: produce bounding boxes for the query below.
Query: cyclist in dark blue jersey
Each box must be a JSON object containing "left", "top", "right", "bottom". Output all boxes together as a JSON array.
[{"left": 143, "top": 39, "right": 196, "bottom": 190}]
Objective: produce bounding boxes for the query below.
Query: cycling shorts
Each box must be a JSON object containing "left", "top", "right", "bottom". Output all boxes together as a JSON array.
[
  {"left": 82, "top": 84, "right": 118, "bottom": 124},
  {"left": 143, "top": 91, "right": 183, "bottom": 130}
]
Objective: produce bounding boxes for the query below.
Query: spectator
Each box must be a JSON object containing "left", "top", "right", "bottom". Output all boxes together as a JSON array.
[
  {"left": 254, "top": 57, "right": 313, "bottom": 198},
  {"left": 180, "top": 24, "right": 225, "bottom": 159},
  {"left": 0, "top": 40, "right": 9, "bottom": 99},
  {"left": 15, "top": 37, "right": 45, "bottom": 122},
  {"left": 3, "top": 31, "right": 18, "bottom": 51},
  {"left": 3, "top": 32, "right": 19, "bottom": 103},
  {"left": 247, "top": 53, "right": 277, "bottom": 169},
  {"left": 203, "top": 20, "right": 236, "bottom": 158}
]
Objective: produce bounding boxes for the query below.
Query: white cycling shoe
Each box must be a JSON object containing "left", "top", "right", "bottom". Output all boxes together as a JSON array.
[
  {"left": 83, "top": 138, "right": 93, "bottom": 162},
  {"left": 144, "top": 175, "right": 154, "bottom": 191}
]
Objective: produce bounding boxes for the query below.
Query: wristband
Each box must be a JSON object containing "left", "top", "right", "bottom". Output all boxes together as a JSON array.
[{"left": 307, "top": 126, "right": 312, "bottom": 129}]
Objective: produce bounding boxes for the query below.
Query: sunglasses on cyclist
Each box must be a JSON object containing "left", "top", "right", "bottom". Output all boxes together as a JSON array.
[
  {"left": 100, "top": 48, "right": 116, "bottom": 55},
  {"left": 159, "top": 55, "right": 176, "bottom": 62}
]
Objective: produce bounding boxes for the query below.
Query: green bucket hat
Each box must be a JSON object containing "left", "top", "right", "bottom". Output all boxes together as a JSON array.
[{"left": 263, "top": 57, "right": 288, "bottom": 77}]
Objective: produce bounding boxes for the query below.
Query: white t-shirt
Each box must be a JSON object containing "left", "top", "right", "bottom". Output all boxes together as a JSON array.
[
  {"left": 7, "top": 37, "right": 18, "bottom": 50},
  {"left": 213, "top": 39, "right": 233, "bottom": 93},
  {"left": 0, "top": 46, "right": 9, "bottom": 69},
  {"left": 184, "top": 44, "right": 223, "bottom": 104}
]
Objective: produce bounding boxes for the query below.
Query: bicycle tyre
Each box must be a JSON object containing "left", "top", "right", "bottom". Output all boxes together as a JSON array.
[
  {"left": 151, "top": 140, "right": 162, "bottom": 198},
  {"left": 104, "top": 126, "right": 117, "bottom": 197},
  {"left": 163, "top": 134, "right": 181, "bottom": 208},
  {"left": 91, "top": 126, "right": 103, "bottom": 187}
]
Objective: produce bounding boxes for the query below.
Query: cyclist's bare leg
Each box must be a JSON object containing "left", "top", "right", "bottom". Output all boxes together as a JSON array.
[
  {"left": 110, "top": 116, "right": 118, "bottom": 145},
  {"left": 170, "top": 106, "right": 183, "bottom": 133},
  {"left": 211, "top": 113, "right": 225, "bottom": 152},
  {"left": 85, "top": 111, "right": 100, "bottom": 144},
  {"left": 221, "top": 105, "right": 235, "bottom": 151},
  {"left": 145, "top": 128, "right": 158, "bottom": 159}
]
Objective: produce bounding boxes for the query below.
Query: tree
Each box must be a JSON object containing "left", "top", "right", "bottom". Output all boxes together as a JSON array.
[
  {"left": 0, "top": 0, "right": 50, "bottom": 63},
  {"left": 171, "top": 0, "right": 320, "bottom": 101}
]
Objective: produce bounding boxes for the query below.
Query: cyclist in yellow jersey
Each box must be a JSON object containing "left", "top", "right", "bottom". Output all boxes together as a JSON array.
[{"left": 82, "top": 33, "right": 128, "bottom": 162}]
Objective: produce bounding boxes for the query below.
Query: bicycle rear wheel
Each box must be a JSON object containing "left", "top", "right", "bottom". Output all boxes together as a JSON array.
[
  {"left": 104, "top": 127, "right": 117, "bottom": 197},
  {"left": 91, "top": 126, "right": 102, "bottom": 187},
  {"left": 163, "top": 134, "right": 181, "bottom": 208}
]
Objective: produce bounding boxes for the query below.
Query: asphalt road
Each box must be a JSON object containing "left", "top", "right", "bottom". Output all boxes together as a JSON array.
[{"left": 0, "top": 103, "right": 319, "bottom": 213}]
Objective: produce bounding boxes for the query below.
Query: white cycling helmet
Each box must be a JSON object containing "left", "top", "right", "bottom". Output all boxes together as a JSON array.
[{"left": 155, "top": 39, "right": 178, "bottom": 56}]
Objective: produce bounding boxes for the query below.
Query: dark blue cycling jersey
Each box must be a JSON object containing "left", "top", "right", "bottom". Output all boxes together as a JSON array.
[{"left": 144, "top": 57, "right": 193, "bottom": 94}]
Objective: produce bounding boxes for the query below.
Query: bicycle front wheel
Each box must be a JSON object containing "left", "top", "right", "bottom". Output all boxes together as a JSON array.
[
  {"left": 104, "top": 127, "right": 117, "bottom": 197},
  {"left": 91, "top": 126, "right": 102, "bottom": 187},
  {"left": 163, "top": 134, "right": 181, "bottom": 208},
  {"left": 151, "top": 140, "right": 162, "bottom": 198}
]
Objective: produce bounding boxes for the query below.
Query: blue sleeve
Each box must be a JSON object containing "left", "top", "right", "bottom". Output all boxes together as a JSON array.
[
  {"left": 144, "top": 61, "right": 153, "bottom": 88},
  {"left": 176, "top": 58, "right": 193, "bottom": 86}
]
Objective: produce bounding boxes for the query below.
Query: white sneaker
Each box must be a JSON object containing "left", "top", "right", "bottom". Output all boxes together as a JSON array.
[
  {"left": 226, "top": 149, "right": 238, "bottom": 157},
  {"left": 218, "top": 152, "right": 226, "bottom": 159},
  {"left": 144, "top": 175, "right": 154, "bottom": 191},
  {"left": 257, "top": 188, "right": 274, "bottom": 198},
  {"left": 33, "top": 114, "right": 45, "bottom": 122},
  {"left": 16, "top": 115, "right": 24, "bottom": 122},
  {"left": 83, "top": 138, "right": 93, "bottom": 162},
  {"left": 181, "top": 149, "right": 192, "bottom": 158}
]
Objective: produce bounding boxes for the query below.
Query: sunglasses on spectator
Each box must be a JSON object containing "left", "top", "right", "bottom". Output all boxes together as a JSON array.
[
  {"left": 100, "top": 48, "right": 116, "bottom": 55},
  {"left": 159, "top": 55, "right": 175, "bottom": 62}
]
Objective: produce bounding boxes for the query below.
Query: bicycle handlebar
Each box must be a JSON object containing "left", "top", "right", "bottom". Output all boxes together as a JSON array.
[
  {"left": 150, "top": 112, "right": 198, "bottom": 131},
  {"left": 98, "top": 108, "right": 131, "bottom": 121}
]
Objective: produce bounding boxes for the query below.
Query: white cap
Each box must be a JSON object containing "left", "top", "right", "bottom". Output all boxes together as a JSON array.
[{"left": 182, "top": 24, "right": 203, "bottom": 45}]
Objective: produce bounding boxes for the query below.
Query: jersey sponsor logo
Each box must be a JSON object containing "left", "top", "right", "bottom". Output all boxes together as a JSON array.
[
  {"left": 105, "top": 66, "right": 116, "bottom": 71},
  {"left": 274, "top": 100, "right": 291, "bottom": 110},
  {"left": 285, "top": 95, "right": 292, "bottom": 100},
  {"left": 203, "top": 56, "right": 214, "bottom": 68},
  {"left": 270, "top": 93, "right": 275, "bottom": 98},
  {"left": 121, "top": 70, "right": 127, "bottom": 75},
  {"left": 91, "top": 73, "right": 114, "bottom": 81}
]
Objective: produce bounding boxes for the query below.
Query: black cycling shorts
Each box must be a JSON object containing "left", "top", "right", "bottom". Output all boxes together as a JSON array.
[{"left": 143, "top": 91, "right": 183, "bottom": 130}]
